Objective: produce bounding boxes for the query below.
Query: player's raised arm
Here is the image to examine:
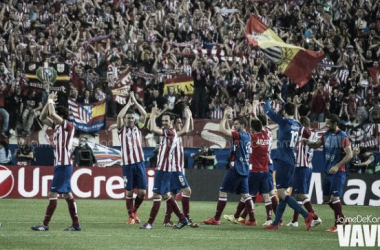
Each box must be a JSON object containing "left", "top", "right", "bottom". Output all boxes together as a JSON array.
[
  {"left": 117, "top": 96, "right": 133, "bottom": 129},
  {"left": 219, "top": 108, "right": 233, "bottom": 137},
  {"left": 177, "top": 107, "right": 192, "bottom": 137},
  {"left": 149, "top": 106, "right": 164, "bottom": 135},
  {"left": 47, "top": 92, "right": 63, "bottom": 125},
  {"left": 130, "top": 92, "right": 147, "bottom": 127},
  {"left": 264, "top": 99, "right": 282, "bottom": 124},
  {"left": 39, "top": 94, "right": 54, "bottom": 128}
]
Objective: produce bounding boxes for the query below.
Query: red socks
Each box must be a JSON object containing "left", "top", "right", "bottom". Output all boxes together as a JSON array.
[
  {"left": 43, "top": 198, "right": 57, "bottom": 226},
  {"left": 182, "top": 195, "right": 190, "bottom": 219},
  {"left": 126, "top": 196, "right": 134, "bottom": 217},
  {"left": 214, "top": 197, "right": 227, "bottom": 221},
  {"left": 148, "top": 199, "right": 161, "bottom": 224},
  {"left": 66, "top": 197, "right": 79, "bottom": 226}
]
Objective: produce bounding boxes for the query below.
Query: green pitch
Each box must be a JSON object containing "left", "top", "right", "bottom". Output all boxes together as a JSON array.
[{"left": 0, "top": 199, "right": 378, "bottom": 249}]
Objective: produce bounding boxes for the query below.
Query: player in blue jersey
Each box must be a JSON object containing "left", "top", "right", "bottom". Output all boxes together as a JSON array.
[
  {"left": 304, "top": 114, "right": 352, "bottom": 232},
  {"left": 203, "top": 107, "right": 256, "bottom": 226},
  {"left": 263, "top": 98, "right": 315, "bottom": 231}
]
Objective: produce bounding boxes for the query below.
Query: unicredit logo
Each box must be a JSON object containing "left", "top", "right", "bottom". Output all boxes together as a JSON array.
[{"left": 0, "top": 165, "right": 14, "bottom": 198}]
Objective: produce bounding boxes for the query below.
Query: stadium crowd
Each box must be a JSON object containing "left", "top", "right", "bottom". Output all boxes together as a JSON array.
[{"left": 0, "top": 0, "right": 379, "bottom": 140}]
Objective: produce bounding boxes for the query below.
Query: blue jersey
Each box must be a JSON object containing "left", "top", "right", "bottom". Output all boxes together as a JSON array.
[
  {"left": 265, "top": 100, "right": 301, "bottom": 165},
  {"left": 230, "top": 131, "right": 251, "bottom": 176},
  {"left": 322, "top": 130, "right": 351, "bottom": 173}
]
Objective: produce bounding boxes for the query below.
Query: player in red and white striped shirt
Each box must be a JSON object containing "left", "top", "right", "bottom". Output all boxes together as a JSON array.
[
  {"left": 141, "top": 108, "right": 189, "bottom": 229},
  {"left": 32, "top": 92, "right": 80, "bottom": 231},
  {"left": 287, "top": 116, "right": 321, "bottom": 228},
  {"left": 117, "top": 92, "right": 147, "bottom": 225},
  {"left": 163, "top": 107, "right": 198, "bottom": 227}
]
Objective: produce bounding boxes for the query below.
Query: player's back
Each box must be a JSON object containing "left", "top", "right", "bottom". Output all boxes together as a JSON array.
[
  {"left": 53, "top": 120, "right": 75, "bottom": 166},
  {"left": 250, "top": 130, "right": 270, "bottom": 172},
  {"left": 276, "top": 118, "right": 301, "bottom": 164}
]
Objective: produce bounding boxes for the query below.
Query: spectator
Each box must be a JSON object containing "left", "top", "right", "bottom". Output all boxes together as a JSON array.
[
  {"left": 0, "top": 83, "right": 10, "bottom": 138},
  {"left": 94, "top": 87, "right": 106, "bottom": 102},
  {"left": 0, "top": 140, "right": 12, "bottom": 165},
  {"left": 21, "top": 88, "right": 42, "bottom": 136},
  {"left": 309, "top": 81, "right": 330, "bottom": 122},
  {"left": 351, "top": 148, "right": 378, "bottom": 174},
  {"left": 191, "top": 144, "right": 216, "bottom": 170},
  {"left": 72, "top": 137, "right": 98, "bottom": 167},
  {"left": 14, "top": 136, "right": 34, "bottom": 166},
  {"left": 191, "top": 60, "right": 208, "bottom": 118}
]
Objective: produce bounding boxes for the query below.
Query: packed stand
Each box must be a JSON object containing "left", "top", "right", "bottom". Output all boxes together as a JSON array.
[{"left": 0, "top": 0, "right": 379, "bottom": 139}]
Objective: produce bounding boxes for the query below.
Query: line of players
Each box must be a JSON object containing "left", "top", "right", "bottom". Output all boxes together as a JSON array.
[
  {"left": 31, "top": 92, "right": 198, "bottom": 231},
  {"left": 31, "top": 91, "right": 351, "bottom": 232},
  {"left": 203, "top": 94, "right": 351, "bottom": 232}
]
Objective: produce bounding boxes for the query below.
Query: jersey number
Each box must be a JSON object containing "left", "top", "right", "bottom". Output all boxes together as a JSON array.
[{"left": 290, "top": 131, "right": 299, "bottom": 148}]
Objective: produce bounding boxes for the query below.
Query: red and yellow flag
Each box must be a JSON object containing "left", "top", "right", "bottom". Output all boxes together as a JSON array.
[{"left": 245, "top": 16, "right": 324, "bottom": 87}]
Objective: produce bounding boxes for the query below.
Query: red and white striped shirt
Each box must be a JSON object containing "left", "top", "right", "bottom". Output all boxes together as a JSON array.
[
  {"left": 296, "top": 126, "right": 317, "bottom": 168},
  {"left": 118, "top": 125, "right": 145, "bottom": 165},
  {"left": 53, "top": 120, "right": 75, "bottom": 166},
  {"left": 173, "top": 137, "right": 185, "bottom": 172},
  {"left": 156, "top": 128, "right": 178, "bottom": 172}
]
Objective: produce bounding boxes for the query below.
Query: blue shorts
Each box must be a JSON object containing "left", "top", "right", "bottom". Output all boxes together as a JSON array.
[
  {"left": 122, "top": 162, "right": 147, "bottom": 191},
  {"left": 292, "top": 167, "right": 313, "bottom": 194},
  {"left": 219, "top": 169, "right": 249, "bottom": 195},
  {"left": 249, "top": 172, "right": 271, "bottom": 195},
  {"left": 50, "top": 165, "right": 73, "bottom": 194},
  {"left": 268, "top": 164, "right": 274, "bottom": 190},
  {"left": 274, "top": 160, "right": 295, "bottom": 189},
  {"left": 170, "top": 171, "right": 190, "bottom": 194},
  {"left": 153, "top": 170, "right": 172, "bottom": 195},
  {"left": 323, "top": 171, "right": 346, "bottom": 197}
]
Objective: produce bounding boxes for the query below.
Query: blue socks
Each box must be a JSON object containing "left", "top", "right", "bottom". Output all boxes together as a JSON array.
[
  {"left": 272, "top": 196, "right": 309, "bottom": 225},
  {"left": 272, "top": 200, "right": 286, "bottom": 225},
  {"left": 285, "top": 196, "right": 308, "bottom": 218}
]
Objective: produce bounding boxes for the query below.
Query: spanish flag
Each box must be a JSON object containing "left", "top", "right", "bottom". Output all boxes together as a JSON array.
[
  {"left": 246, "top": 16, "right": 324, "bottom": 87},
  {"left": 164, "top": 75, "right": 194, "bottom": 96}
]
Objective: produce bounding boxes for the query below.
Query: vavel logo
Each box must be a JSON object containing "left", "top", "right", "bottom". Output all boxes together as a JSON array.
[
  {"left": 338, "top": 224, "right": 380, "bottom": 247},
  {"left": 0, "top": 166, "right": 14, "bottom": 198}
]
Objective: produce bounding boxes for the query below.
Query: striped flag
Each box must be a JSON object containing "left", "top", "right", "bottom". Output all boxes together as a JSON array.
[
  {"left": 68, "top": 99, "right": 106, "bottom": 132},
  {"left": 245, "top": 16, "right": 324, "bottom": 87}
]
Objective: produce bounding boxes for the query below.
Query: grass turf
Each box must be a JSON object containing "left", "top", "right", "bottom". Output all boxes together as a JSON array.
[{"left": 0, "top": 199, "right": 378, "bottom": 249}]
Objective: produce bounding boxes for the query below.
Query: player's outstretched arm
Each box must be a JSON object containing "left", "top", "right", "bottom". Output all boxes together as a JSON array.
[
  {"left": 304, "top": 138, "right": 323, "bottom": 149},
  {"left": 150, "top": 106, "right": 164, "bottom": 135}
]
